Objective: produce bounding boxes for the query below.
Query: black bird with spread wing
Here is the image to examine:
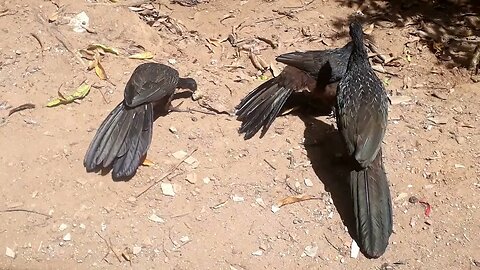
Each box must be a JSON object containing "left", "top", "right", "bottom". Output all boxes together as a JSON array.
[
  {"left": 235, "top": 41, "right": 354, "bottom": 139},
  {"left": 84, "top": 63, "right": 197, "bottom": 180},
  {"left": 336, "top": 22, "right": 393, "bottom": 258}
]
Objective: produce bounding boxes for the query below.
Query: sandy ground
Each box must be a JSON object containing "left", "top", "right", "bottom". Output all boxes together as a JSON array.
[{"left": 0, "top": 0, "right": 479, "bottom": 269}]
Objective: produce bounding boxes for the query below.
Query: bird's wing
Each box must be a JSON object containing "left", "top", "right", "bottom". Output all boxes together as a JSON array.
[
  {"left": 124, "top": 63, "right": 180, "bottom": 107},
  {"left": 276, "top": 50, "right": 329, "bottom": 77}
]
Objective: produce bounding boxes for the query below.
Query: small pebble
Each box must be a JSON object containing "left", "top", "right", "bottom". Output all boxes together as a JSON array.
[
  {"left": 202, "top": 177, "right": 211, "bottom": 184},
  {"left": 63, "top": 233, "right": 72, "bottom": 241},
  {"left": 350, "top": 240, "right": 360, "bottom": 258},
  {"left": 168, "top": 59, "right": 177, "bottom": 65},
  {"left": 59, "top": 223, "right": 68, "bottom": 231},
  {"left": 255, "top": 198, "right": 266, "bottom": 208},
  {"left": 408, "top": 196, "right": 419, "bottom": 204},
  {"left": 132, "top": 246, "right": 142, "bottom": 255},
  {"left": 161, "top": 183, "right": 175, "bottom": 196},
  {"left": 5, "top": 247, "right": 15, "bottom": 258},
  {"left": 252, "top": 250, "right": 263, "bottom": 256},
  {"left": 304, "top": 178, "right": 313, "bottom": 187},
  {"left": 303, "top": 244, "right": 318, "bottom": 257},
  {"left": 169, "top": 126, "right": 177, "bottom": 134},
  {"left": 148, "top": 214, "right": 165, "bottom": 223},
  {"left": 232, "top": 195, "right": 244, "bottom": 202},
  {"left": 172, "top": 150, "right": 187, "bottom": 159},
  {"left": 455, "top": 136, "right": 466, "bottom": 144},
  {"left": 271, "top": 205, "right": 281, "bottom": 213},
  {"left": 180, "top": 236, "right": 190, "bottom": 243},
  {"left": 192, "top": 90, "right": 204, "bottom": 101},
  {"left": 185, "top": 173, "right": 197, "bottom": 184}
]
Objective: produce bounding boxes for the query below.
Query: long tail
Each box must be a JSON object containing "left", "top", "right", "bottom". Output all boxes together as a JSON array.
[
  {"left": 350, "top": 149, "right": 393, "bottom": 258},
  {"left": 84, "top": 102, "right": 153, "bottom": 179},
  {"left": 235, "top": 78, "right": 293, "bottom": 140}
]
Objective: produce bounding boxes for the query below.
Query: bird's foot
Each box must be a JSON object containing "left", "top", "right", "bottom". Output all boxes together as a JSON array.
[{"left": 168, "top": 101, "right": 187, "bottom": 113}]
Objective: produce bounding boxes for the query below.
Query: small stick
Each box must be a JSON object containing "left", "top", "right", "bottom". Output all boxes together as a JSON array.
[
  {"left": 135, "top": 148, "right": 198, "bottom": 198},
  {"left": 30, "top": 33, "right": 44, "bottom": 57},
  {"left": 87, "top": 0, "right": 149, "bottom": 6},
  {"left": 1, "top": 208, "right": 51, "bottom": 218},
  {"left": 263, "top": 159, "right": 277, "bottom": 170},
  {"left": 95, "top": 231, "right": 122, "bottom": 263},
  {"left": 323, "top": 234, "right": 341, "bottom": 252}
]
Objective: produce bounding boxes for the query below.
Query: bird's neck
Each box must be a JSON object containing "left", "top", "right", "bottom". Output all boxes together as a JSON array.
[{"left": 350, "top": 27, "right": 368, "bottom": 59}]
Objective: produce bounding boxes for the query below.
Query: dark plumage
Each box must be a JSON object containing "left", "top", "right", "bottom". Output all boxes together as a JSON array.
[
  {"left": 336, "top": 22, "right": 392, "bottom": 258},
  {"left": 235, "top": 42, "right": 354, "bottom": 140},
  {"left": 84, "top": 63, "right": 197, "bottom": 179}
]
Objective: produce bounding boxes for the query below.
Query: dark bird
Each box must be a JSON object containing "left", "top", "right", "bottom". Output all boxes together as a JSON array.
[
  {"left": 235, "top": 41, "right": 354, "bottom": 139},
  {"left": 84, "top": 63, "right": 197, "bottom": 180},
  {"left": 335, "top": 22, "right": 393, "bottom": 258}
]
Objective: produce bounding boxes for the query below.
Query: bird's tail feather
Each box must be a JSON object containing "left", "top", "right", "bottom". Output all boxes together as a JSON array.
[
  {"left": 84, "top": 102, "right": 153, "bottom": 179},
  {"left": 235, "top": 78, "right": 293, "bottom": 139},
  {"left": 350, "top": 149, "right": 393, "bottom": 258}
]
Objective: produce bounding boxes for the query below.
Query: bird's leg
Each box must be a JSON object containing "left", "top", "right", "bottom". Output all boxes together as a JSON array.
[
  {"left": 168, "top": 101, "right": 216, "bottom": 115},
  {"left": 167, "top": 101, "right": 187, "bottom": 113}
]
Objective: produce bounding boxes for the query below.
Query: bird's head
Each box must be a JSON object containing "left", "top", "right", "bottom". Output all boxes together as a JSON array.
[{"left": 178, "top": 77, "right": 197, "bottom": 92}]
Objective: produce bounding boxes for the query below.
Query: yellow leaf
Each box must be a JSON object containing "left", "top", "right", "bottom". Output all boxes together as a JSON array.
[
  {"left": 129, "top": 51, "right": 154, "bottom": 60},
  {"left": 47, "top": 82, "right": 91, "bottom": 107},
  {"left": 95, "top": 61, "right": 107, "bottom": 80},
  {"left": 87, "top": 44, "right": 120, "bottom": 55},
  {"left": 142, "top": 158, "right": 154, "bottom": 167}
]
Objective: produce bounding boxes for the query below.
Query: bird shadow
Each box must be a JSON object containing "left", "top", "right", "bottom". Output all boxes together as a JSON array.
[{"left": 295, "top": 112, "right": 358, "bottom": 241}]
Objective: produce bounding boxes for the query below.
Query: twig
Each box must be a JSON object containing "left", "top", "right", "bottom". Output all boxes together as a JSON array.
[
  {"left": 95, "top": 231, "right": 122, "bottom": 263},
  {"left": 135, "top": 148, "right": 198, "bottom": 198},
  {"left": 92, "top": 85, "right": 110, "bottom": 104},
  {"left": 0, "top": 9, "right": 17, "bottom": 17},
  {"left": 197, "top": 101, "right": 232, "bottom": 116},
  {"left": 1, "top": 208, "right": 51, "bottom": 218},
  {"left": 263, "top": 159, "right": 277, "bottom": 170},
  {"left": 256, "top": 0, "right": 315, "bottom": 24},
  {"left": 323, "top": 234, "right": 341, "bottom": 252},
  {"left": 30, "top": 33, "right": 44, "bottom": 57},
  {"left": 87, "top": 0, "right": 149, "bottom": 6},
  {"left": 7, "top": 103, "right": 35, "bottom": 117}
]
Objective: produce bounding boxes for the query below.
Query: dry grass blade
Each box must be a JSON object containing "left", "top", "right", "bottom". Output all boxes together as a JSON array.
[{"left": 275, "top": 194, "right": 321, "bottom": 208}]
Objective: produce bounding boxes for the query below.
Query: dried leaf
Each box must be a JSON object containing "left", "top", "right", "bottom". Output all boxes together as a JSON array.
[
  {"left": 48, "top": 11, "right": 59, "bottom": 23},
  {"left": 95, "top": 61, "right": 107, "bottom": 80},
  {"left": 363, "top": 23, "right": 374, "bottom": 35},
  {"left": 142, "top": 158, "right": 154, "bottom": 167},
  {"left": 275, "top": 194, "right": 320, "bottom": 208},
  {"left": 78, "top": 49, "right": 96, "bottom": 60},
  {"left": 47, "top": 82, "right": 91, "bottom": 107},
  {"left": 87, "top": 44, "right": 120, "bottom": 55},
  {"left": 129, "top": 51, "right": 154, "bottom": 60}
]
